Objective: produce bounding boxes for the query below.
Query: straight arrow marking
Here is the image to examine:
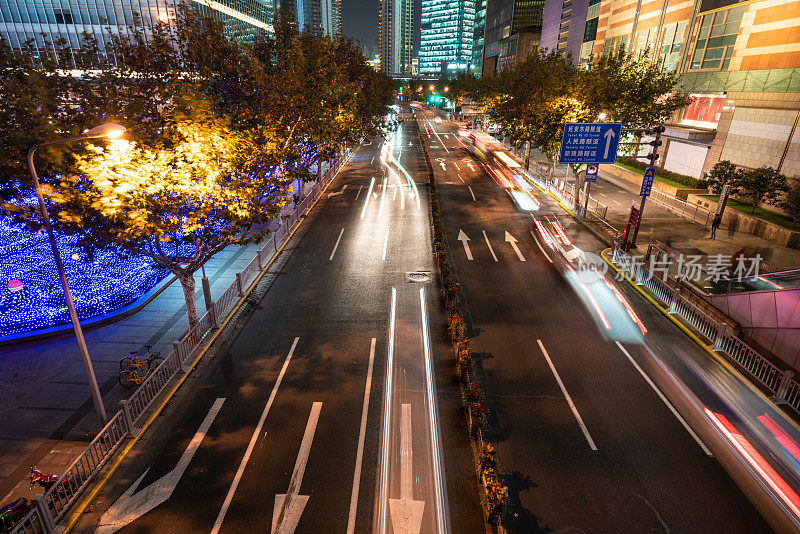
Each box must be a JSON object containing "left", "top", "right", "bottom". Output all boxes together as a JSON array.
[
  {"left": 457, "top": 229, "right": 473, "bottom": 260},
  {"left": 97, "top": 398, "right": 226, "bottom": 534},
  {"left": 388, "top": 404, "right": 425, "bottom": 534},
  {"left": 211, "top": 338, "right": 299, "bottom": 534},
  {"left": 467, "top": 162, "right": 475, "bottom": 172},
  {"left": 505, "top": 231, "right": 526, "bottom": 261},
  {"left": 272, "top": 402, "right": 323, "bottom": 534}
]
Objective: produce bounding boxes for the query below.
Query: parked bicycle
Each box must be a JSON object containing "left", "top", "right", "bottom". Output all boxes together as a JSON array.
[{"left": 118, "top": 345, "right": 164, "bottom": 388}]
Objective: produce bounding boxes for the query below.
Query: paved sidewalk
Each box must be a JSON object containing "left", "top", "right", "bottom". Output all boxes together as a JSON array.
[{"left": 0, "top": 174, "right": 320, "bottom": 505}]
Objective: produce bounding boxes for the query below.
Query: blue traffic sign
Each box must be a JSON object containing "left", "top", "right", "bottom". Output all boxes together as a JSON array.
[
  {"left": 559, "top": 122, "right": 622, "bottom": 164},
  {"left": 640, "top": 167, "right": 656, "bottom": 197}
]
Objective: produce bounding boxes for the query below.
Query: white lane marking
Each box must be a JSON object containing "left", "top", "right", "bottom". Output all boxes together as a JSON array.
[
  {"left": 272, "top": 402, "right": 322, "bottom": 534},
  {"left": 377, "top": 177, "right": 388, "bottom": 217},
  {"left": 97, "top": 399, "right": 226, "bottom": 534},
  {"left": 360, "top": 177, "right": 375, "bottom": 219},
  {"left": 354, "top": 184, "right": 363, "bottom": 202},
  {"left": 420, "top": 287, "right": 449, "bottom": 533},
  {"left": 504, "top": 231, "right": 526, "bottom": 262},
  {"left": 371, "top": 156, "right": 375, "bottom": 164},
  {"left": 211, "top": 338, "right": 299, "bottom": 534},
  {"left": 454, "top": 162, "right": 461, "bottom": 172},
  {"left": 537, "top": 339, "right": 598, "bottom": 451},
  {"left": 457, "top": 229, "right": 473, "bottom": 260},
  {"left": 615, "top": 342, "right": 713, "bottom": 456},
  {"left": 430, "top": 124, "right": 450, "bottom": 153},
  {"left": 457, "top": 174, "right": 465, "bottom": 183},
  {"left": 612, "top": 199, "right": 621, "bottom": 205},
  {"left": 482, "top": 231, "right": 498, "bottom": 262},
  {"left": 382, "top": 229, "right": 389, "bottom": 261},
  {"left": 388, "top": 404, "right": 425, "bottom": 534},
  {"left": 329, "top": 228, "right": 345, "bottom": 260},
  {"left": 530, "top": 231, "right": 553, "bottom": 264},
  {"left": 467, "top": 186, "right": 476, "bottom": 201},
  {"left": 378, "top": 288, "right": 398, "bottom": 534},
  {"left": 347, "top": 339, "right": 376, "bottom": 534}
]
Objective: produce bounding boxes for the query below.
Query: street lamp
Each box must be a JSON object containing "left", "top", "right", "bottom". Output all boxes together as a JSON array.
[
  {"left": 429, "top": 85, "right": 435, "bottom": 91},
  {"left": 444, "top": 86, "right": 449, "bottom": 92},
  {"left": 598, "top": 112, "right": 607, "bottom": 121},
  {"left": 27, "top": 122, "right": 126, "bottom": 425}
]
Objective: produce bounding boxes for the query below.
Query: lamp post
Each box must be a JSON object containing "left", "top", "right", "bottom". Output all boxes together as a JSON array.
[{"left": 27, "top": 123, "right": 126, "bottom": 425}]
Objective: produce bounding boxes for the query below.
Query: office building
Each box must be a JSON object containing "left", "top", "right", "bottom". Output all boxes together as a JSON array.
[
  {"left": 419, "top": 0, "right": 475, "bottom": 76},
  {"left": 378, "top": 0, "right": 413, "bottom": 75},
  {"left": 573, "top": 0, "right": 800, "bottom": 183},
  {"left": 472, "top": 0, "right": 487, "bottom": 75},
  {"left": 482, "top": 0, "right": 545, "bottom": 75},
  {"left": 540, "top": 0, "right": 589, "bottom": 63},
  {"left": 290, "top": 0, "right": 341, "bottom": 36},
  {"left": 0, "top": 0, "right": 274, "bottom": 67}
]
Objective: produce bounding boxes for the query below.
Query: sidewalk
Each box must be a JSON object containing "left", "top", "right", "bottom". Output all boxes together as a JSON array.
[{"left": 0, "top": 174, "right": 319, "bottom": 505}]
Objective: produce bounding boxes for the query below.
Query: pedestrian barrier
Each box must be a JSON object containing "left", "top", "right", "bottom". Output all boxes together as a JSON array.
[
  {"left": 610, "top": 245, "right": 800, "bottom": 411},
  {"left": 9, "top": 149, "right": 353, "bottom": 534}
]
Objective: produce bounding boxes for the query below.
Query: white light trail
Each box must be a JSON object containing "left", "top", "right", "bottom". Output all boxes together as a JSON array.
[
  {"left": 360, "top": 177, "right": 375, "bottom": 220},
  {"left": 378, "top": 288, "right": 397, "bottom": 534},
  {"left": 377, "top": 177, "right": 388, "bottom": 218}
]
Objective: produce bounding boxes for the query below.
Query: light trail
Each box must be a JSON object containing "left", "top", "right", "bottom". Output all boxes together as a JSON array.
[
  {"left": 420, "top": 286, "right": 449, "bottom": 533},
  {"left": 382, "top": 229, "right": 389, "bottom": 260},
  {"left": 377, "top": 177, "right": 388, "bottom": 218},
  {"left": 378, "top": 288, "right": 397, "bottom": 534},
  {"left": 360, "top": 177, "right": 375, "bottom": 220}
]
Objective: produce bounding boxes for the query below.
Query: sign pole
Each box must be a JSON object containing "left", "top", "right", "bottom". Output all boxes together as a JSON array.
[{"left": 630, "top": 125, "right": 664, "bottom": 248}]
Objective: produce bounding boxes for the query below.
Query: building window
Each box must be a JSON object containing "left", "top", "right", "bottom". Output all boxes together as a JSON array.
[
  {"left": 586, "top": 2, "right": 600, "bottom": 20},
  {"left": 501, "top": 25, "right": 510, "bottom": 39},
  {"left": 560, "top": 20, "right": 569, "bottom": 30},
  {"left": 561, "top": 9, "right": 571, "bottom": 19},
  {"left": 558, "top": 31, "right": 569, "bottom": 41},
  {"left": 54, "top": 11, "right": 74, "bottom": 24},
  {"left": 690, "top": 6, "right": 743, "bottom": 70},
  {"left": 562, "top": 0, "right": 573, "bottom": 7},
  {"left": 658, "top": 21, "right": 686, "bottom": 72},
  {"left": 557, "top": 42, "right": 567, "bottom": 50},
  {"left": 603, "top": 34, "right": 628, "bottom": 54}
]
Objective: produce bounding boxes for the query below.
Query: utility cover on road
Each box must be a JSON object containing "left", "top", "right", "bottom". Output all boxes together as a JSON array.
[{"left": 559, "top": 122, "right": 622, "bottom": 164}]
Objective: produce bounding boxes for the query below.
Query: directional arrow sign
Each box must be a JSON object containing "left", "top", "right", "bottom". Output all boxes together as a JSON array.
[
  {"left": 328, "top": 184, "right": 348, "bottom": 197},
  {"left": 97, "top": 398, "right": 226, "bottom": 534},
  {"left": 457, "top": 230, "right": 473, "bottom": 260},
  {"left": 603, "top": 128, "right": 616, "bottom": 159},
  {"left": 272, "top": 402, "right": 322, "bottom": 534},
  {"left": 466, "top": 163, "right": 475, "bottom": 172},
  {"left": 559, "top": 122, "right": 622, "bottom": 164},
  {"left": 389, "top": 404, "right": 425, "bottom": 534},
  {"left": 408, "top": 142, "right": 413, "bottom": 147},
  {"left": 439, "top": 162, "right": 447, "bottom": 171},
  {"left": 505, "top": 231, "right": 526, "bottom": 262}
]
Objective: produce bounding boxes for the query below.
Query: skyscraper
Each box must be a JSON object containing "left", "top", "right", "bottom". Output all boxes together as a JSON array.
[
  {"left": 379, "top": 0, "right": 413, "bottom": 75},
  {"left": 482, "top": 0, "right": 544, "bottom": 75},
  {"left": 419, "top": 0, "right": 475, "bottom": 76},
  {"left": 0, "top": 0, "right": 275, "bottom": 67},
  {"left": 540, "top": 0, "right": 589, "bottom": 63},
  {"left": 290, "top": 0, "right": 341, "bottom": 36},
  {"left": 472, "top": 0, "right": 487, "bottom": 75}
]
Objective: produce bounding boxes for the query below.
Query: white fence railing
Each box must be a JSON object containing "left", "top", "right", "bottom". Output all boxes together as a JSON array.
[
  {"left": 611, "top": 246, "right": 797, "bottom": 409},
  {"left": 9, "top": 149, "right": 352, "bottom": 534}
]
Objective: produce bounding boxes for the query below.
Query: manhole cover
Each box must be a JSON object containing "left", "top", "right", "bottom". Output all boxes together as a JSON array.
[{"left": 406, "top": 271, "right": 431, "bottom": 283}]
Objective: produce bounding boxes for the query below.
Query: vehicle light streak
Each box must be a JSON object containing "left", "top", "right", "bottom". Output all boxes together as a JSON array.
[
  {"left": 533, "top": 219, "right": 555, "bottom": 249},
  {"left": 705, "top": 408, "right": 800, "bottom": 519},
  {"left": 360, "top": 177, "right": 375, "bottom": 219},
  {"left": 495, "top": 151, "right": 520, "bottom": 168},
  {"left": 759, "top": 413, "right": 800, "bottom": 464},
  {"left": 566, "top": 265, "right": 612, "bottom": 330},
  {"left": 420, "top": 286, "right": 449, "bottom": 533},
  {"left": 550, "top": 220, "right": 571, "bottom": 246},
  {"left": 600, "top": 274, "right": 647, "bottom": 334},
  {"left": 378, "top": 288, "right": 397, "bottom": 534},
  {"left": 377, "top": 177, "right": 387, "bottom": 217}
]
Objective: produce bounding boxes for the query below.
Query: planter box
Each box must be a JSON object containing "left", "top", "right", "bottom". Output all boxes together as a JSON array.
[{"left": 686, "top": 194, "right": 800, "bottom": 249}]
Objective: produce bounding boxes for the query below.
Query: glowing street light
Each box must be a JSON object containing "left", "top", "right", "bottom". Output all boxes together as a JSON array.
[
  {"left": 598, "top": 112, "right": 608, "bottom": 121},
  {"left": 444, "top": 86, "right": 449, "bottom": 92},
  {"left": 429, "top": 85, "right": 435, "bottom": 91},
  {"left": 26, "top": 122, "right": 127, "bottom": 425}
]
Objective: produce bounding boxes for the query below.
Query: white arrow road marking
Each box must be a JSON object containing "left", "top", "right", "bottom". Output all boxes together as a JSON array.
[
  {"left": 97, "top": 399, "right": 225, "bottom": 534},
  {"left": 482, "top": 231, "right": 498, "bottom": 262},
  {"left": 329, "top": 228, "right": 345, "bottom": 260},
  {"left": 272, "top": 402, "right": 323, "bottom": 534},
  {"left": 328, "top": 184, "right": 348, "bottom": 197},
  {"left": 537, "top": 340, "right": 597, "bottom": 451},
  {"left": 408, "top": 141, "right": 413, "bottom": 147},
  {"left": 363, "top": 141, "right": 373, "bottom": 146},
  {"left": 439, "top": 162, "right": 447, "bottom": 171},
  {"left": 431, "top": 128, "right": 450, "bottom": 153},
  {"left": 389, "top": 404, "right": 425, "bottom": 534},
  {"left": 211, "top": 338, "right": 299, "bottom": 534},
  {"left": 467, "top": 162, "right": 475, "bottom": 172},
  {"left": 504, "top": 231, "right": 526, "bottom": 261},
  {"left": 347, "top": 339, "right": 377, "bottom": 534},
  {"left": 453, "top": 162, "right": 461, "bottom": 171},
  {"left": 467, "top": 186, "right": 476, "bottom": 202},
  {"left": 603, "top": 128, "right": 616, "bottom": 159},
  {"left": 457, "top": 230, "right": 473, "bottom": 260}
]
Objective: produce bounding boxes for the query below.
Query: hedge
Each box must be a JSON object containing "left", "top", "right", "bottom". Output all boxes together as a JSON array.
[{"left": 616, "top": 156, "right": 709, "bottom": 189}]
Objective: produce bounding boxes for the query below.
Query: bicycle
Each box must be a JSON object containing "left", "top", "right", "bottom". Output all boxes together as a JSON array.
[{"left": 118, "top": 345, "right": 164, "bottom": 388}]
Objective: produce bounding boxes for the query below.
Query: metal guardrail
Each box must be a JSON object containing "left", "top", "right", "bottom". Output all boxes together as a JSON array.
[
  {"left": 610, "top": 246, "right": 799, "bottom": 411},
  {"left": 9, "top": 150, "right": 352, "bottom": 534}
]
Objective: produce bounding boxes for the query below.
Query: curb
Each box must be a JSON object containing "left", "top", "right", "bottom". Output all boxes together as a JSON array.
[{"left": 60, "top": 149, "right": 353, "bottom": 533}]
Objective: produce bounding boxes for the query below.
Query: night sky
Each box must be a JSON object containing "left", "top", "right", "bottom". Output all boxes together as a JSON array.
[{"left": 342, "top": 0, "right": 421, "bottom": 58}]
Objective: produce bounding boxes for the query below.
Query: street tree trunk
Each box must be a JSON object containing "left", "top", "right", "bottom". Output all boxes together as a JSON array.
[{"left": 177, "top": 272, "right": 200, "bottom": 332}]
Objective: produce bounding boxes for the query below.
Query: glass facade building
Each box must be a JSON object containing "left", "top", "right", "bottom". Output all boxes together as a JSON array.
[
  {"left": 419, "top": 0, "right": 475, "bottom": 76},
  {"left": 378, "top": 0, "right": 412, "bottom": 75},
  {"left": 0, "top": 0, "right": 275, "bottom": 67}
]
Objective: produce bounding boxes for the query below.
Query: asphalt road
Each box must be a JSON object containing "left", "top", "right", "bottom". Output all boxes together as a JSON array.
[
  {"left": 415, "top": 106, "right": 773, "bottom": 533},
  {"left": 72, "top": 122, "right": 484, "bottom": 534}
]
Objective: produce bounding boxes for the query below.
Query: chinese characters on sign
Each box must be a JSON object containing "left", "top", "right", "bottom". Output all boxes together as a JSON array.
[
  {"left": 640, "top": 167, "right": 656, "bottom": 197},
  {"left": 613, "top": 253, "right": 762, "bottom": 284},
  {"left": 559, "top": 122, "right": 622, "bottom": 164}
]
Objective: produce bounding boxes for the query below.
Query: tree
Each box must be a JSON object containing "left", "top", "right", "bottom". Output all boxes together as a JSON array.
[
  {"left": 782, "top": 183, "right": 800, "bottom": 223},
  {"left": 705, "top": 160, "right": 742, "bottom": 195},
  {"left": 737, "top": 166, "right": 789, "bottom": 213}
]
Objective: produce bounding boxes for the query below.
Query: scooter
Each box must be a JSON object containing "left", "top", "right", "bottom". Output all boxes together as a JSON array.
[
  {"left": 0, "top": 498, "right": 31, "bottom": 532},
  {"left": 30, "top": 468, "right": 59, "bottom": 490}
]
